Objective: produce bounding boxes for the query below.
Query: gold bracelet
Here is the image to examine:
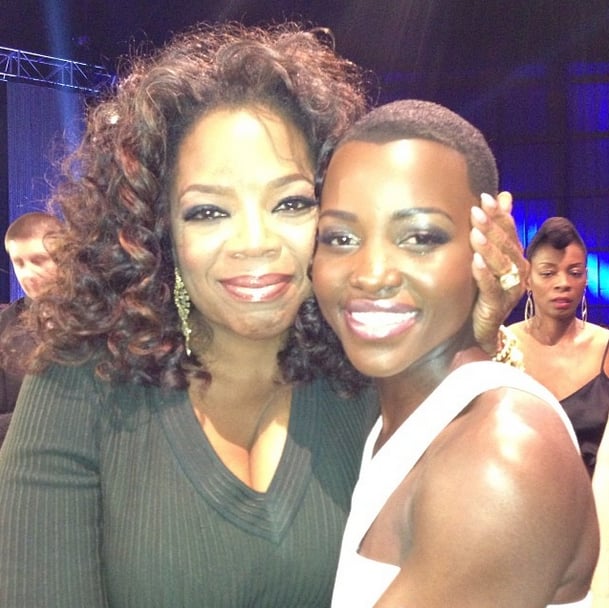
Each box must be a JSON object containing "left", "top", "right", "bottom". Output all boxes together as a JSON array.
[{"left": 492, "top": 325, "right": 524, "bottom": 369}]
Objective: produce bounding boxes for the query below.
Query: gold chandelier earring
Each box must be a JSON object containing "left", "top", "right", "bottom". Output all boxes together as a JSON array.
[
  {"left": 174, "top": 267, "right": 192, "bottom": 356},
  {"left": 524, "top": 290, "right": 535, "bottom": 324}
]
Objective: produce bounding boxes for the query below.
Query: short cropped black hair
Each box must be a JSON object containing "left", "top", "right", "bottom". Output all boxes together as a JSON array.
[{"left": 317, "top": 99, "right": 498, "bottom": 199}]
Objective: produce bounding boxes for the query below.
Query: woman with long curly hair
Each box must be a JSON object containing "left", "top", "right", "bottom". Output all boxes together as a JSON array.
[{"left": 0, "top": 22, "right": 525, "bottom": 607}]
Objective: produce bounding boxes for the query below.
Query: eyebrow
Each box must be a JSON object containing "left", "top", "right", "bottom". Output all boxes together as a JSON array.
[
  {"left": 318, "top": 206, "right": 454, "bottom": 222},
  {"left": 537, "top": 261, "right": 586, "bottom": 268},
  {"left": 177, "top": 173, "right": 313, "bottom": 199}
]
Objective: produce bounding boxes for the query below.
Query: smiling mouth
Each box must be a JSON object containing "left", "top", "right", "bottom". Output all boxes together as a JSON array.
[
  {"left": 220, "top": 274, "right": 292, "bottom": 302},
  {"left": 346, "top": 310, "right": 417, "bottom": 339}
]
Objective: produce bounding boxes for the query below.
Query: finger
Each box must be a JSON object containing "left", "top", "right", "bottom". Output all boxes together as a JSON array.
[
  {"left": 478, "top": 192, "right": 515, "bottom": 229},
  {"left": 471, "top": 225, "right": 526, "bottom": 278},
  {"left": 472, "top": 252, "right": 503, "bottom": 300},
  {"left": 495, "top": 191, "right": 513, "bottom": 214},
  {"left": 476, "top": 193, "right": 521, "bottom": 253},
  {"left": 482, "top": 191, "right": 513, "bottom": 216},
  {"left": 471, "top": 252, "right": 525, "bottom": 351},
  {"left": 470, "top": 195, "right": 526, "bottom": 280},
  {"left": 471, "top": 253, "right": 507, "bottom": 352}
]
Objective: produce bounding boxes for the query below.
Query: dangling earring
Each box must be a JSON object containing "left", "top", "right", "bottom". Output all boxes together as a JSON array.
[
  {"left": 581, "top": 290, "right": 588, "bottom": 325},
  {"left": 524, "top": 290, "right": 535, "bottom": 323},
  {"left": 174, "top": 267, "right": 192, "bottom": 356}
]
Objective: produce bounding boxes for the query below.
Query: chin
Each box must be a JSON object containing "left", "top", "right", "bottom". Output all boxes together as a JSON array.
[
  {"left": 236, "top": 316, "right": 294, "bottom": 340},
  {"left": 344, "top": 350, "right": 411, "bottom": 380}
]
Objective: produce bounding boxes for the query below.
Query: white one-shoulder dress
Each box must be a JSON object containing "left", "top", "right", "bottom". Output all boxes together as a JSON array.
[{"left": 331, "top": 361, "right": 592, "bottom": 608}]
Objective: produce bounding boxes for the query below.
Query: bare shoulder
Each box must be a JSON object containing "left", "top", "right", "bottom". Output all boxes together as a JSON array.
[
  {"left": 506, "top": 319, "right": 527, "bottom": 340},
  {"left": 505, "top": 320, "right": 533, "bottom": 350},
  {"left": 583, "top": 321, "right": 609, "bottom": 343},
  {"left": 403, "top": 388, "right": 598, "bottom": 604},
  {"left": 422, "top": 387, "right": 589, "bottom": 516},
  {"left": 581, "top": 323, "right": 609, "bottom": 373},
  {"left": 587, "top": 321, "right": 609, "bottom": 356}
]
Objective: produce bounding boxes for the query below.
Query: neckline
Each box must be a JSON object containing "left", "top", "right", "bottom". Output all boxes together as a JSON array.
[
  {"left": 350, "top": 361, "right": 574, "bottom": 551},
  {"left": 560, "top": 367, "right": 609, "bottom": 403},
  {"left": 158, "top": 382, "right": 317, "bottom": 543}
]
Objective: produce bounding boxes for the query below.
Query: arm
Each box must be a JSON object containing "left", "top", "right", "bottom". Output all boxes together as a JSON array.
[
  {"left": 0, "top": 365, "right": 108, "bottom": 607},
  {"left": 470, "top": 192, "right": 528, "bottom": 354},
  {"left": 592, "top": 422, "right": 609, "bottom": 607},
  {"left": 377, "top": 391, "right": 598, "bottom": 608}
]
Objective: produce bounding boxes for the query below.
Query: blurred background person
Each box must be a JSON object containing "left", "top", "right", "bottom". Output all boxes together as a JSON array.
[
  {"left": 0, "top": 211, "right": 62, "bottom": 445},
  {"left": 508, "top": 216, "right": 609, "bottom": 607},
  {"left": 508, "top": 217, "right": 609, "bottom": 477}
]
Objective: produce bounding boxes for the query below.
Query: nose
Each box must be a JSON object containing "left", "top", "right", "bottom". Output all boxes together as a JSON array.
[
  {"left": 349, "top": 242, "right": 403, "bottom": 296},
  {"left": 228, "top": 206, "right": 280, "bottom": 258},
  {"left": 553, "top": 271, "right": 573, "bottom": 290}
]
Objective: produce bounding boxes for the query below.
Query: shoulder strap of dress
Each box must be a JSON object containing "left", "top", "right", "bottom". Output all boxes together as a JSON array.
[{"left": 344, "top": 361, "right": 574, "bottom": 551}]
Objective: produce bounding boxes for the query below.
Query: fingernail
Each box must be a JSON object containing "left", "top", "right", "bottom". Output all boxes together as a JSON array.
[
  {"left": 471, "top": 227, "right": 488, "bottom": 246},
  {"left": 473, "top": 252, "right": 487, "bottom": 269},
  {"left": 480, "top": 193, "right": 497, "bottom": 209},
  {"left": 471, "top": 205, "right": 487, "bottom": 223},
  {"left": 498, "top": 191, "right": 512, "bottom": 212}
]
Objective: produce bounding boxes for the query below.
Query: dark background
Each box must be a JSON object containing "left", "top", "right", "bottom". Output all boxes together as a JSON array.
[
  {"left": 2, "top": 0, "right": 609, "bottom": 322},
  {"left": 3, "top": 1, "right": 609, "bottom": 76}
]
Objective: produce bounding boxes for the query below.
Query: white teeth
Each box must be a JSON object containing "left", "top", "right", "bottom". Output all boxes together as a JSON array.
[
  {"left": 347, "top": 310, "right": 416, "bottom": 339},
  {"left": 350, "top": 311, "right": 414, "bottom": 327},
  {"left": 230, "top": 285, "right": 278, "bottom": 301}
]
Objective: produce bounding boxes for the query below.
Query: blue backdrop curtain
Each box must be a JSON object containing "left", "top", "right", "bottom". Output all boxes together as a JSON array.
[{"left": 5, "top": 81, "right": 83, "bottom": 301}]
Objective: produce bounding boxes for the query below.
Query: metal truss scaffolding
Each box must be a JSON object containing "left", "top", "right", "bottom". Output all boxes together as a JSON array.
[{"left": 0, "top": 46, "right": 115, "bottom": 93}]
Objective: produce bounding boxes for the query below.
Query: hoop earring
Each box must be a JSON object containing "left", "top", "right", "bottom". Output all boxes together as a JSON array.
[
  {"left": 581, "top": 290, "right": 588, "bottom": 325},
  {"left": 524, "top": 290, "right": 535, "bottom": 324},
  {"left": 174, "top": 267, "right": 192, "bottom": 356}
]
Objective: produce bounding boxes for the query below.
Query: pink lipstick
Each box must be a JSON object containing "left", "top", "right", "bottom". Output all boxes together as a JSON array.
[{"left": 220, "top": 274, "right": 292, "bottom": 302}]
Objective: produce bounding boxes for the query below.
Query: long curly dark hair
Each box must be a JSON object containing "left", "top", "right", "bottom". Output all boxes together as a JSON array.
[{"left": 25, "top": 22, "right": 371, "bottom": 391}]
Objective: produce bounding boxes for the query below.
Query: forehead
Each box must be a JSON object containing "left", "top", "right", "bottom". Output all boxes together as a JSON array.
[
  {"left": 328, "top": 137, "right": 468, "bottom": 181},
  {"left": 6, "top": 236, "right": 50, "bottom": 260},
  {"left": 322, "top": 138, "right": 474, "bottom": 211},
  {"left": 177, "top": 107, "right": 313, "bottom": 176}
]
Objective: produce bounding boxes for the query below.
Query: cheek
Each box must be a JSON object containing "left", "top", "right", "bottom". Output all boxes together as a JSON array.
[
  {"left": 446, "top": 275, "right": 477, "bottom": 323},
  {"left": 419, "top": 255, "right": 476, "bottom": 313},
  {"left": 13, "top": 268, "right": 27, "bottom": 283},
  {"left": 311, "top": 255, "right": 345, "bottom": 307},
  {"left": 174, "top": 229, "right": 225, "bottom": 269},
  {"left": 283, "top": 219, "right": 317, "bottom": 267},
  {"left": 528, "top": 277, "right": 545, "bottom": 295}
]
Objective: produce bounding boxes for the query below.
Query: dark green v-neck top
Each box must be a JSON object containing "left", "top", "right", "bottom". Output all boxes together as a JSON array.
[{"left": 0, "top": 363, "right": 376, "bottom": 607}]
